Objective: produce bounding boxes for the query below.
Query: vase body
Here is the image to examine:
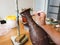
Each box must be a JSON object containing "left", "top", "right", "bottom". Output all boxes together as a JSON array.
[{"left": 20, "top": 8, "right": 50, "bottom": 45}]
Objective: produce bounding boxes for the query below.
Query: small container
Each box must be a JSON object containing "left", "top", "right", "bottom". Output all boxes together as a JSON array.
[
  {"left": 22, "top": 16, "right": 27, "bottom": 24},
  {"left": 46, "top": 18, "right": 53, "bottom": 24},
  {"left": 5, "top": 15, "right": 17, "bottom": 28}
]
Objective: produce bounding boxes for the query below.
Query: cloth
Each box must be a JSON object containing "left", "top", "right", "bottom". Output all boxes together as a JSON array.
[{"left": 0, "top": 24, "right": 11, "bottom": 36}]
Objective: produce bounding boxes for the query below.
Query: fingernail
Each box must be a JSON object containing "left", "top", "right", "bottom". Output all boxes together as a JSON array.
[{"left": 38, "top": 13, "right": 40, "bottom": 16}]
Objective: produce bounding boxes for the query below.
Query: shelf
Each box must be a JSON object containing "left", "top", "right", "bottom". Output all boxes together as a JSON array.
[
  {"left": 49, "top": 5, "right": 60, "bottom": 7},
  {"left": 47, "top": 0, "right": 60, "bottom": 20},
  {"left": 48, "top": 12, "right": 58, "bottom": 14}
]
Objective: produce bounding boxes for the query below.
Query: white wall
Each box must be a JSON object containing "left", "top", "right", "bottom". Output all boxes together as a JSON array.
[
  {"left": 33, "top": 0, "right": 48, "bottom": 14},
  {"left": 0, "top": 0, "right": 16, "bottom": 18},
  {"left": 0, "top": 0, "right": 48, "bottom": 18},
  {"left": 18, "top": 0, "right": 33, "bottom": 12},
  {"left": 0, "top": 0, "right": 33, "bottom": 18}
]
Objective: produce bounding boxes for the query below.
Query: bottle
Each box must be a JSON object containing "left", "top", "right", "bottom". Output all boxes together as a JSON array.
[{"left": 20, "top": 8, "right": 50, "bottom": 45}]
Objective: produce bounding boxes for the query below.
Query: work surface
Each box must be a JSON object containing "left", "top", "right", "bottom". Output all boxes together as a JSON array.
[
  {"left": 0, "top": 22, "right": 60, "bottom": 45},
  {"left": 0, "top": 22, "right": 32, "bottom": 45}
]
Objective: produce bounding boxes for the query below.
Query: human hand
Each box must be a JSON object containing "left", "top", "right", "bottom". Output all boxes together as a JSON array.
[{"left": 32, "top": 11, "right": 46, "bottom": 26}]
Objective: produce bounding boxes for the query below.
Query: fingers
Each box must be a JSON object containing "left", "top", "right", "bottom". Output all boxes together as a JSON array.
[{"left": 32, "top": 11, "right": 46, "bottom": 25}]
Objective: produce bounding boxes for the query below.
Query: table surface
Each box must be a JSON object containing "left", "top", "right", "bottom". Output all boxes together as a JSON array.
[
  {"left": 0, "top": 21, "right": 60, "bottom": 45},
  {"left": 0, "top": 22, "right": 32, "bottom": 45}
]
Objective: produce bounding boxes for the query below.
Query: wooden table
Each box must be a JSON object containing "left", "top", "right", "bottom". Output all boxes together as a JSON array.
[
  {"left": 0, "top": 22, "right": 32, "bottom": 45},
  {"left": 0, "top": 20, "right": 60, "bottom": 45}
]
